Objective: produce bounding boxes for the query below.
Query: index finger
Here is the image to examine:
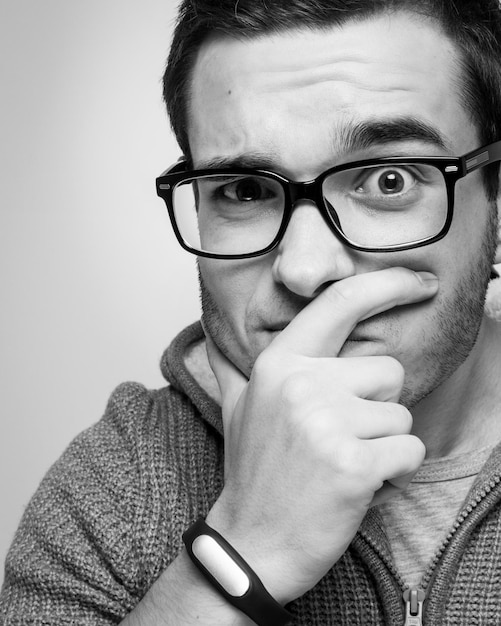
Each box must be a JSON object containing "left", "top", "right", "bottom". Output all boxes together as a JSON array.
[{"left": 271, "top": 267, "right": 438, "bottom": 357}]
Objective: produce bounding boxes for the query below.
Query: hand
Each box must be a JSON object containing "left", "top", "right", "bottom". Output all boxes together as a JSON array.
[{"left": 205, "top": 267, "right": 438, "bottom": 604}]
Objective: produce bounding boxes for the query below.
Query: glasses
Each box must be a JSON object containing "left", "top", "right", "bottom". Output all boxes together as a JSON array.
[{"left": 156, "top": 141, "right": 501, "bottom": 259}]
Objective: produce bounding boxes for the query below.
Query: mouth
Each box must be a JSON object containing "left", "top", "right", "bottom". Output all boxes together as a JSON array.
[
  {"left": 263, "top": 321, "right": 373, "bottom": 339},
  {"left": 341, "top": 330, "right": 389, "bottom": 357},
  {"left": 345, "top": 329, "right": 370, "bottom": 342},
  {"left": 264, "top": 320, "right": 292, "bottom": 333},
  {"left": 257, "top": 320, "right": 388, "bottom": 359}
]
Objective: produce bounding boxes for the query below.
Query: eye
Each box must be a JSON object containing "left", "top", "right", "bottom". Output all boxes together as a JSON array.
[
  {"left": 355, "top": 167, "right": 417, "bottom": 196},
  {"left": 376, "top": 170, "right": 405, "bottom": 193},
  {"left": 222, "top": 177, "right": 272, "bottom": 202}
]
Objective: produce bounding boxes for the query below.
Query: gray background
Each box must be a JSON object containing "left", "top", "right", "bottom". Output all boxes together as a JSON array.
[{"left": 0, "top": 0, "right": 199, "bottom": 588}]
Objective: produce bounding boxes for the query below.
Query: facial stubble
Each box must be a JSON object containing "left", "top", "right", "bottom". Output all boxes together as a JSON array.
[{"left": 198, "top": 204, "right": 498, "bottom": 409}]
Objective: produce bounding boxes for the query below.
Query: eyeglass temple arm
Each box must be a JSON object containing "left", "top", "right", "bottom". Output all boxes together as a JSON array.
[
  {"left": 158, "top": 158, "right": 187, "bottom": 178},
  {"left": 463, "top": 140, "right": 501, "bottom": 174}
]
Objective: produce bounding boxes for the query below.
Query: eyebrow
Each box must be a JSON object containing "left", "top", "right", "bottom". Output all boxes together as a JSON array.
[
  {"left": 337, "top": 117, "right": 449, "bottom": 154},
  {"left": 194, "top": 152, "right": 280, "bottom": 171},
  {"left": 194, "top": 116, "right": 449, "bottom": 171}
]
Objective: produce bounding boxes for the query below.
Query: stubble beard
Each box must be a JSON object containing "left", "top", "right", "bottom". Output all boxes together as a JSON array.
[
  {"left": 199, "top": 204, "right": 498, "bottom": 408},
  {"left": 399, "top": 261, "right": 491, "bottom": 408},
  {"left": 395, "top": 204, "right": 498, "bottom": 409}
]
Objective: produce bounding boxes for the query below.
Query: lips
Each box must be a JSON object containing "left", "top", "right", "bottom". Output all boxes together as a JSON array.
[
  {"left": 264, "top": 321, "right": 291, "bottom": 332},
  {"left": 263, "top": 322, "right": 369, "bottom": 340},
  {"left": 346, "top": 330, "right": 368, "bottom": 342}
]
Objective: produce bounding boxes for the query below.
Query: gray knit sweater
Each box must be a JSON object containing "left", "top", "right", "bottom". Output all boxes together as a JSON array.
[{"left": 2, "top": 322, "right": 501, "bottom": 625}]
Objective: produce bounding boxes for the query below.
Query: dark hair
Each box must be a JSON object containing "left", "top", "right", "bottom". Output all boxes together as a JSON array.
[{"left": 163, "top": 0, "right": 501, "bottom": 200}]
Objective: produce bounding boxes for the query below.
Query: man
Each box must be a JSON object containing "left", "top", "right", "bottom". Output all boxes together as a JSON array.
[{"left": 2, "top": 0, "right": 501, "bottom": 624}]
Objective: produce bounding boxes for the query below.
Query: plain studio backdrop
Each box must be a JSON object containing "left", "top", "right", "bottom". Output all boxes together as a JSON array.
[
  {"left": 3, "top": 0, "right": 501, "bottom": 598},
  {"left": 0, "top": 1, "right": 200, "bottom": 588}
]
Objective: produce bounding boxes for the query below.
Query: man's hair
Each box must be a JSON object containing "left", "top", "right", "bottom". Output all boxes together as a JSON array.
[{"left": 163, "top": 0, "right": 501, "bottom": 201}]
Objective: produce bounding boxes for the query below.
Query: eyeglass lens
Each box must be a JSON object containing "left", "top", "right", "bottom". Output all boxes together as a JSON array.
[{"left": 172, "top": 164, "right": 448, "bottom": 255}]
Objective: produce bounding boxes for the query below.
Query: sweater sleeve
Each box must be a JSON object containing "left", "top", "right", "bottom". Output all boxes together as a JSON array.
[{"left": 0, "top": 382, "right": 156, "bottom": 625}]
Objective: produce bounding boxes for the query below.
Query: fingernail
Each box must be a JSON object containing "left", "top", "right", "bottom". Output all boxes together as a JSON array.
[{"left": 415, "top": 271, "right": 438, "bottom": 286}]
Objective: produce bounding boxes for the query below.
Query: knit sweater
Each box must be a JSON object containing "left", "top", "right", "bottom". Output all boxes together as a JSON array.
[{"left": 2, "top": 321, "right": 501, "bottom": 625}]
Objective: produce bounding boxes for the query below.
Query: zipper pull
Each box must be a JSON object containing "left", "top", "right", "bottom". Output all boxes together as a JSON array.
[{"left": 403, "top": 588, "right": 426, "bottom": 626}]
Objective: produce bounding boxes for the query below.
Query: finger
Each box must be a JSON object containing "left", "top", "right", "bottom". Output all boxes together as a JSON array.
[
  {"left": 368, "top": 434, "right": 425, "bottom": 489},
  {"left": 317, "top": 355, "right": 405, "bottom": 402},
  {"left": 204, "top": 330, "right": 247, "bottom": 420},
  {"left": 347, "top": 399, "right": 413, "bottom": 439},
  {"left": 370, "top": 467, "right": 421, "bottom": 507},
  {"left": 272, "top": 267, "right": 438, "bottom": 357},
  {"left": 370, "top": 481, "right": 402, "bottom": 507}
]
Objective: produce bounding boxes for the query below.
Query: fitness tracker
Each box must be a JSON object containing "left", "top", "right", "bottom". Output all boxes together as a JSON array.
[{"left": 183, "top": 518, "right": 293, "bottom": 625}]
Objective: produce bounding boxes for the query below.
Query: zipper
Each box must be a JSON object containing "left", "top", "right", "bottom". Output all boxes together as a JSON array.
[
  {"left": 359, "top": 472, "right": 501, "bottom": 625},
  {"left": 402, "top": 588, "right": 425, "bottom": 626},
  {"left": 419, "top": 473, "right": 501, "bottom": 592},
  {"left": 358, "top": 472, "right": 501, "bottom": 625},
  {"left": 399, "top": 472, "right": 501, "bottom": 625}
]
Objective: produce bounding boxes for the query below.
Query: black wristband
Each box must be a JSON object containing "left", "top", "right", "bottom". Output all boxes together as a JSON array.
[{"left": 183, "top": 518, "right": 293, "bottom": 626}]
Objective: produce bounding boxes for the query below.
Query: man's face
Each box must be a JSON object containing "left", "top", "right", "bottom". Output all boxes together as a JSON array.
[{"left": 188, "top": 12, "right": 496, "bottom": 407}]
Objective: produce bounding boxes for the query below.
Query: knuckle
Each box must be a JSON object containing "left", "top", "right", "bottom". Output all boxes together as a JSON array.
[
  {"left": 394, "top": 435, "right": 426, "bottom": 475},
  {"left": 399, "top": 405, "right": 414, "bottom": 431},
  {"left": 333, "top": 438, "right": 373, "bottom": 476},
  {"left": 408, "top": 434, "right": 426, "bottom": 462},
  {"left": 279, "top": 370, "right": 315, "bottom": 407},
  {"left": 385, "top": 402, "right": 413, "bottom": 432}
]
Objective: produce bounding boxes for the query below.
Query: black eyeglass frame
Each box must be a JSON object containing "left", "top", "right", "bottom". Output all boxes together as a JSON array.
[{"left": 156, "top": 141, "right": 501, "bottom": 259}]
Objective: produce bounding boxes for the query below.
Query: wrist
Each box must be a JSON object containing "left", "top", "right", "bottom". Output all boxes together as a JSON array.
[
  {"left": 183, "top": 518, "right": 293, "bottom": 625},
  {"left": 206, "top": 505, "right": 308, "bottom": 605}
]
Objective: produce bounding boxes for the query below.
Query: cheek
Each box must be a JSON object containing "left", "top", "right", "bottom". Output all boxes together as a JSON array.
[
  {"left": 442, "top": 177, "right": 494, "bottom": 276},
  {"left": 199, "top": 258, "right": 262, "bottom": 323},
  {"left": 375, "top": 176, "right": 493, "bottom": 285},
  {"left": 199, "top": 257, "right": 275, "bottom": 375}
]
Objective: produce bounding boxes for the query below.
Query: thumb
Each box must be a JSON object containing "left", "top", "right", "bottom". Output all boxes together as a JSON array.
[{"left": 203, "top": 327, "right": 248, "bottom": 422}]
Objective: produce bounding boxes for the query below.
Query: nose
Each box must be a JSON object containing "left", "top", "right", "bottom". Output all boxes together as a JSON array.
[{"left": 271, "top": 200, "right": 356, "bottom": 299}]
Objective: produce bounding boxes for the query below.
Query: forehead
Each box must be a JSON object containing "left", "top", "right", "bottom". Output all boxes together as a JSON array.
[{"left": 187, "top": 12, "right": 476, "bottom": 173}]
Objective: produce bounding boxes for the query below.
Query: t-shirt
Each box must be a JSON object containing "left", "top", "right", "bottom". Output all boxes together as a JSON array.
[{"left": 379, "top": 444, "right": 494, "bottom": 587}]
